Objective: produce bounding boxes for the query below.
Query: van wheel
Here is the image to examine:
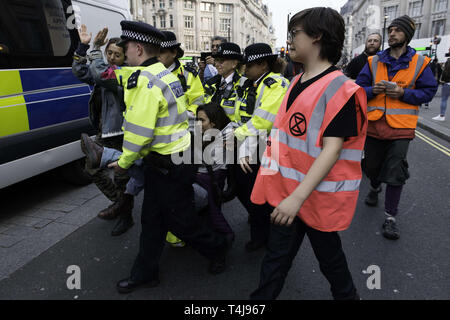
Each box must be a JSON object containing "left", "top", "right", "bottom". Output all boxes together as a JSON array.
[{"left": 60, "top": 158, "right": 92, "bottom": 186}]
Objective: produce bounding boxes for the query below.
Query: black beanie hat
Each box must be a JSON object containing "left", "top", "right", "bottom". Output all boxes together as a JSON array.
[{"left": 388, "top": 15, "right": 416, "bottom": 44}]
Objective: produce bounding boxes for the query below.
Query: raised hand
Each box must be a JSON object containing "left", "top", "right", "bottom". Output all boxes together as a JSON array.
[
  {"left": 78, "top": 24, "right": 92, "bottom": 45},
  {"left": 93, "top": 27, "right": 109, "bottom": 48}
]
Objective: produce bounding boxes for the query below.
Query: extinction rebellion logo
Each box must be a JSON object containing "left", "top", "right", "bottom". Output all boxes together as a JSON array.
[{"left": 289, "top": 112, "right": 307, "bottom": 136}]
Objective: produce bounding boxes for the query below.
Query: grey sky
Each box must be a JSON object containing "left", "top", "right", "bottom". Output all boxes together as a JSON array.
[{"left": 263, "top": 0, "right": 348, "bottom": 47}]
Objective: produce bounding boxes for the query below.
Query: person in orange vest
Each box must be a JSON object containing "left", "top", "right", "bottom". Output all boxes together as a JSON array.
[
  {"left": 356, "top": 15, "right": 438, "bottom": 240},
  {"left": 249, "top": 7, "right": 367, "bottom": 300}
]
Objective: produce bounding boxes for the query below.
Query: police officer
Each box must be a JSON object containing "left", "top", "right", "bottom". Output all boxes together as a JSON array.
[
  {"left": 94, "top": 21, "right": 230, "bottom": 293},
  {"left": 158, "top": 31, "right": 205, "bottom": 247},
  {"left": 234, "top": 43, "right": 290, "bottom": 252},
  {"left": 203, "top": 42, "right": 247, "bottom": 121},
  {"left": 159, "top": 31, "right": 204, "bottom": 116}
]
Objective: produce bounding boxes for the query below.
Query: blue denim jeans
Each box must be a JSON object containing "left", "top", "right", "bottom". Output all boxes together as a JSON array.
[{"left": 440, "top": 83, "right": 450, "bottom": 116}]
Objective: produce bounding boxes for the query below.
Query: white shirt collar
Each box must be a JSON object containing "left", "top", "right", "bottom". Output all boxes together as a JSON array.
[
  {"left": 221, "top": 72, "right": 235, "bottom": 84},
  {"left": 168, "top": 62, "right": 177, "bottom": 72}
]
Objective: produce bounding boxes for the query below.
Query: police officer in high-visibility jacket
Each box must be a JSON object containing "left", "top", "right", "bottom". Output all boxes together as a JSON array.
[
  {"left": 158, "top": 31, "right": 205, "bottom": 247},
  {"left": 159, "top": 31, "right": 204, "bottom": 117},
  {"left": 203, "top": 43, "right": 247, "bottom": 121},
  {"left": 97, "top": 21, "right": 230, "bottom": 293},
  {"left": 233, "top": 43, "right": 290, "bottom": 252}
]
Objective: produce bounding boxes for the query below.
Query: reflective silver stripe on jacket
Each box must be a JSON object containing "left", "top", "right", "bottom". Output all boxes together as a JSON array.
[
  {"left": 254, "top": 108, "right": 277, "bottom": 123},
  {"left": 367, "top": 106, "right": 385, "bottom": 112},
  {"left": 274, "top": 129, "right": 363, "bottom": 161},
  {"left": 123, "top": 120, "right": 155, "bottom": 138},
  {"left": 141, "top": 71, "right": 188, "bottom": 127},
  {"left": 123, "top": 130, "right": 189, "bottom": 152},
  {"left": 261, "top": 156, "right": 361, "bottom": 192},
  {"left": 408, "top": 54, "right": 426, "bottom": 89},
  {"left": 192, "top": 96, "right": 205, "bottom": 105},
  {"left": 123, "top": 139, "right": 144, "bottom": 153},
  {"left": 370, "top": 55, "right": 379, "bottom": 86},
  {"left": 385, "top": 108, "right": 419, "bottom": 115}
]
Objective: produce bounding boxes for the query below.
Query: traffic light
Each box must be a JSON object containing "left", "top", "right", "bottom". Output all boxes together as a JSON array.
[{"left": 280, "top": 47, "right": 285, "bottom": 58}]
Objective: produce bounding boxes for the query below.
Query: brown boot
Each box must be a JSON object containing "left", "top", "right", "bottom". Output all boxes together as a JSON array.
[
  {"left": 111, "top": 194, "right": 134, "bottom": 236},
  {"left": 98, "top": 201, "right": 122, "bottom": 220},
  {"left": 80, "top": 133, "right": 103, "bottom": 168}
]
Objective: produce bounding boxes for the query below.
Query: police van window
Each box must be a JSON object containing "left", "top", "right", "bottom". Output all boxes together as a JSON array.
[{"left": 0, "top": 0, "right": 78, "bottom": 69}]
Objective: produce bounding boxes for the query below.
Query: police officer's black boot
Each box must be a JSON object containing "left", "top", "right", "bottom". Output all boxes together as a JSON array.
[{"left": 111, "top": 194, "right": 134, "bottom": 236}]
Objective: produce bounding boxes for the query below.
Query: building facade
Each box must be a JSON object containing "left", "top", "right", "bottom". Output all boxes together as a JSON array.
[
  {"left": 129, "top": 0, "right": 276, "bottom": 56},
  {"left": 340, "top": 0, "right": 355, "bottom": 64},
  {"left": 343, "top": 0, "right": 450, "bottom": 61}
]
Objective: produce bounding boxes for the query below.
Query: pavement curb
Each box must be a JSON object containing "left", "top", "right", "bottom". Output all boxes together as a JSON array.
[{"left": 417, "top": 117, "right": 450, "bottom": 143}]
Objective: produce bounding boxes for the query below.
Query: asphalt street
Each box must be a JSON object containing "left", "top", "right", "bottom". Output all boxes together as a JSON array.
[{"left": 0, "top": 130, "right": 448, "bottom": 301}]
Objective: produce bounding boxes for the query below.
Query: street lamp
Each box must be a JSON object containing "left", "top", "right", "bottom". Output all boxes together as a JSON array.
[
  {"left": 382, "top": 15, "right": 388, "bottom": 51},
  {"left": 227, "top": 26, "right": 231, "bottom": 42}
]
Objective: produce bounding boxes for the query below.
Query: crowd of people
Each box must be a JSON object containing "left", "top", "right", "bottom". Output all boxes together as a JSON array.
[{"left": 71, "top": 7, "right": 439, "bottom": 299}]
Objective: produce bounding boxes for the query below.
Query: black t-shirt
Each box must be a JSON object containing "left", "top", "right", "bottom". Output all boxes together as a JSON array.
[
  {"left": 286, "top": 66, "right": 357, "bottom": 138},
  {"left": 344, "top": 53, "right": 368, "bottom": 80}
]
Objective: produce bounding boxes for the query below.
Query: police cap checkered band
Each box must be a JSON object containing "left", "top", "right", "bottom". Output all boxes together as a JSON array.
[
  {"left": 245, "top": 53, "right": 277, "bottom": 63},
  {"left": 222, "top": 50, "right": 240, "bottom": 55},
  {"left": 161, "top": 40, "right": 180, "bottom": 48},
  {"left": 122, "top": 29, "right": 163, "bottom": 45}
]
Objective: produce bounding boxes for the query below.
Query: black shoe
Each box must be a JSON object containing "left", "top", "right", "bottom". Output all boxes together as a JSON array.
[
  {"left": 111, "top": 214, "right": 134, "bottom": 236},
  {"left": 245, "top": 240, "right": 266, "bottom": 252},
  {"left": 365, "top": 187, "right": 381, "bottom": 207},
  {"left": 208, "top": 234, "right": 233, "bottom": 275},
  {"left": 382, "top": 218, "right": 399, "bottom": 240},
  {"left": 116, "top": 277, "right": 160, "bottom": 294}
]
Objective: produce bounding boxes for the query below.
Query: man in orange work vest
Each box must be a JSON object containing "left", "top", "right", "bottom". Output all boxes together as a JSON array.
[
  {"left": 356, "top": 15, "right": 437, "bottom": 240},
  {"left": 250, "top": 7, "right": 367, "bottom": 300}
]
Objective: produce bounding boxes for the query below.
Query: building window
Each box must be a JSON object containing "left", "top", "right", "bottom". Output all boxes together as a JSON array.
[
  {"left": 409, "top": 1, "right": 423, "bottom": 17},
  {"left": 170, "top": 15, "right": 174, "bottom": 28},
  {"left": 200, "top": 2, "right": 213, "bottom": 11},
  {"left": 184, "top": 16, "right": 194, "bottom": 29},
  {"left": 185, "top": 35, "right": 194, "bottom": 50},
  {"left": 152, "top": 16, "right": 156, "bottom": 26},
  {"left": 219, "top": 4, "right": 232, "bottom": 13},
  {"left": 184, "top": 0, "right": 194, "bottom": 9},
  {"left": 435, "top": 0, "right": 448, "bottom": 12},
  {"left": 432, "top": 19, "right": 446, "bottom": 35},
  {"left": 201, "top": 36, "right": 210, "bottom": 50},
  {"left": 413, "top": 23, "right": 421, "bottom": 39},
  {"left": 385, "top": 5, "right": 398, "bottom": 21},
  {"left": 169, "top": 0, "right": 173, "bottom": 8},
  {"left": 159, "top": 0, "right": 165, "bottom": 9},
  {"left": 220, "top": 18, "right": 231, "bottom": 32},
  {"left": 160, "top": 15, "right": 166, "bottom": 28},
  {"left": 201, "top": 17, "right": 212, "bottom": 30},
  {"left": 151, "top": 0, "right": 155, "bottom": 9}
]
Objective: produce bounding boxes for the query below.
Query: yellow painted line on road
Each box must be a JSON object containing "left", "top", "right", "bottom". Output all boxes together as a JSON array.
[{"left": 416, "top": 130, "right": 450, "bottom": 157}]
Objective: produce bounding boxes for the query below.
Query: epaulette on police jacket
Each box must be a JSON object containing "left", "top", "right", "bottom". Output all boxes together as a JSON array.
[
  {"left": 184, "top": 64, "right": 198, "bottom": 77},
  {"left": 263, "top": 77, "right": 277, "bottom": 88}
]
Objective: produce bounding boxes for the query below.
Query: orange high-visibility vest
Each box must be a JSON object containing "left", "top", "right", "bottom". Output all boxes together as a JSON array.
[
  {"left": 251, "top": 70, "right": 368, "bottom": 232},
  {"left": 367, "top": 54, "right": 430, "bottom": 129}
]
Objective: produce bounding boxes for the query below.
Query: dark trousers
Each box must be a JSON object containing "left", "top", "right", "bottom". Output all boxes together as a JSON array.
[
  {"left": 130, "top": 163, "right": 226, "bottom": 282},
  {"left": 234, "top": 163, "right": 272, "bottom": 244},
  {"left": 250, "top": 216, "right": 357, "bottom": 300},
  {"left": 195, "top": 169, "right": 234, "bottom": 237}
]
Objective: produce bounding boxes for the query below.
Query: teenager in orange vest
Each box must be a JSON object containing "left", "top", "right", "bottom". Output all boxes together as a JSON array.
[
  {"left": 356, "top": 15, "right": 437, "bottom": 240},
  {"left": 249, "top": 7, "right": 367, "bottom": 300}
]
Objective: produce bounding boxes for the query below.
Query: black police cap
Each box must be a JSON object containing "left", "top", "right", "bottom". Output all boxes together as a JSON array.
[{"left": 117, "top": 20, "right": 165, "bottom": 47}]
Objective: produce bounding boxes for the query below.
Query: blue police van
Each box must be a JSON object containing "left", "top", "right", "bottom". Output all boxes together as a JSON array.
[{"left": 0, "top": 0, "right": 131, "bottom": 188}]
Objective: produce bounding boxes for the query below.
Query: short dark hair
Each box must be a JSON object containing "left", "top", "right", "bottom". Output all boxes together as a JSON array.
[
  {"left": 196, "top": 102, "right": 230, "bottom": 131},
  {"left": 141, "top": 42, "right": 160, "bottom": 56},
  {"left": 212, "top": 36, "right": 227, "bottom": 44},
  {"left": 288, "top": 7, "right": 345, "bottom": 64}
]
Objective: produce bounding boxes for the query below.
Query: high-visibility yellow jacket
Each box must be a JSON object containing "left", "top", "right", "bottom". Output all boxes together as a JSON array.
[
  {"left": 113, "top": 60, "right": 190, "bottom": 169},
  {"left": 204, "top": 72, "right": 247, "bottom": 122},
  {"left": 234, "top": 72, "right": 289, "bottom": 141},
  {"left": 172, "top": 61, "right": 204, "bottom": 114}
]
